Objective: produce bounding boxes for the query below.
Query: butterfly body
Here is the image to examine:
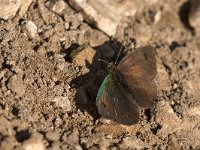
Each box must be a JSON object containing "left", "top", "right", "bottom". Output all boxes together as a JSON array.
[{"left": 96, "top": 46, "right": 157, "bottom": 125}]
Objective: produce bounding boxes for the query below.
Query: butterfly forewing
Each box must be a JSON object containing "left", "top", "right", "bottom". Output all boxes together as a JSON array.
[
  {"left": 96, "top": 75, "right": 139, "bottom": 125},
  {"left": 117, "top": 46, "right": 157, "bottom": 108}
]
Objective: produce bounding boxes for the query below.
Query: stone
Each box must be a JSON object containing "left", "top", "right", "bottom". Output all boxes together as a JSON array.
[
  {"left": 46, "top": 131, "right": 60, "bottom": 141},
  {"left": 68, "top": 0, "right": 141, "bottom": 36},
  {"left": 0, "top": 136, "right": 18, "bottom": 150},
  {"left": 154, "top": 9, "right": 183, "bottom": 28},
  {"left": 51, "top": 96, "right": 72, "bottom": 111},
  {"left": 22, "top": 133, "right": 45, "bottom": 150},
  {"left": 70, "top": 46, "right": 101, "bottom": 69},
  {"left": 187, "top": 104, "right": 200, "bottom": 117},
  {"left": 61, "top": 130, "right": 83, "bottom": 149},
  {"left": 45, "top": 0, "right": 68, "bottom": 15},
  {"left": 119, "top": 136, "right": 149, "bottom": 149},
  {"left": 0, "top": 0, "right": 21, "bottom": 20},
  {"left": 19, "top": 0, "right": 33, "bottom": 17},
  {"left": 36, "top": 44, "right": 46, "bottom": 56},
  {"left": 51, "top": 0, "right": 67, "bottom": 14},
  {"left": 63, "top": 13, "right": 83, "bottom": 30},
  {"left": 189, "top": 0, "right": 200, "bottom": 32},
  {"left": 154, "top": 101, "right": 183, "bottom": 138},
  {"left": 7, "top": 74, "right": 26, "bottom": 97},
  {"left": 0, "top": 116, "right": 12, "bottom": 135},
  {"left": 46, "top": 0, "right": 83, "bottom": 30},
  {"left": 67, "top": 130, "right": 79, "bottom": 143},
  {"left": 87, "top": 30, "right": 109, "bottom": 47},
  {"left": 155, "top": 101, "right": 182, "bottom": 127},
  {"left": 24, "top": 21, "right": 38, "bottom": 39},
  {"left": 65, "top": 22, "right": 70, "bottom": 30}
]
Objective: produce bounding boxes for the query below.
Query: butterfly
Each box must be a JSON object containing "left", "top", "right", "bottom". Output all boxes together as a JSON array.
[{"left": 96, "top": 46, "right": 157, "bottom": 125}]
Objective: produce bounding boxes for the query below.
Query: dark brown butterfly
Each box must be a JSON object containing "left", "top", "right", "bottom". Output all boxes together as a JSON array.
[{"left": 96, "top": 46, "right": 157, "bottom": 125}]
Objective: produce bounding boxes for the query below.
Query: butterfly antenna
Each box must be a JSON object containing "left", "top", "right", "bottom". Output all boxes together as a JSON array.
[
  {"left": 98, "top": 59, "right": 112, "bottom": 65},
  {"left": 114, "top": 45, "right": 123, "bottom": 65}
]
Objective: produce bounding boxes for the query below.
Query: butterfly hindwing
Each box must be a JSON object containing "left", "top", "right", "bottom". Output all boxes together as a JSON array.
[
  {"left": 96, "top": 75, "right": 139, "bottom": 125},
  {"left": 117, "top": 46, "right": 157, "bottom": 108}
]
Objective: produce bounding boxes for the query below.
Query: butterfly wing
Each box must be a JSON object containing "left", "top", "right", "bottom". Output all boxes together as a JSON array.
[
  {"left": 96, "top": 74, "right": 139, "bottom": 125},
  {"left": 117, "top": 46, "right": 157, "bottom": 108}
]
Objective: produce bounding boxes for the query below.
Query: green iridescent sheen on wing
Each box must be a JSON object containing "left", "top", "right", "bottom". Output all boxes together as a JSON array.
[
  {"left": 95, "top": 73, "right": 139, "bottom": 125},
  {"left": 96, "top": 74, "right": 113, "bottom": 100}
]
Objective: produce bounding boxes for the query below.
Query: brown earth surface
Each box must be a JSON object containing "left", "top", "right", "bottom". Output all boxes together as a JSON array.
[{"left": 0, "top": 0, "right": 200, "bottom": 150}]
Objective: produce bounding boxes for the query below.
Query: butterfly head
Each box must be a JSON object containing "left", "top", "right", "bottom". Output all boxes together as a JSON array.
[
  {"left": 107, "top": 62, "right": 114, "bottom": 69},
  {"left": 108, "top": 62, "right": 117, "bottom": 73},
  {"left": 109, "top": 63, "right": 122, "bottom": 82}
]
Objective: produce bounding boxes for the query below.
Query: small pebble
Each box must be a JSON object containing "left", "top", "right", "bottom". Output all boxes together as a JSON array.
[
  {"left": 19, "top": 0, "right": 33, "bottom": 17},
  {"left": 70, "top": 46, "right": 101, "bottom": 69},
  {"left": 25, "top": 21, "right": 38, "bottom": 39},
  {"left": 65, "top": 22, "right": 70, "bottom": 30},
  {"left": 0, "top": 0, "right": 21, "bottom": 20},
  {"left": 46, "top": 131, "right": 60, "bottom": 141},
  {"left": 88, "top": 30, "right": 109, "bottom": 47},
  {"left": 51, "top": 96, "right": 72, "bottom": 111},
  {"left": 7, "top": 74, "right": 26, "bottom": 97},
  {"left": 154, "top": 101, "right": 183, "bottom": 138},
  {"left": 45, "top": 0, "right": 68, "bottom": 14},
  {"left": 22, "top": 133, "right": 45, "bottom": 150}
]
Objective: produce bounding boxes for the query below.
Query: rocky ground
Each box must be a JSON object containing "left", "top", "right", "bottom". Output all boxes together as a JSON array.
[{"left": 0, "top": 0, "right": 200, "bottom": 150}]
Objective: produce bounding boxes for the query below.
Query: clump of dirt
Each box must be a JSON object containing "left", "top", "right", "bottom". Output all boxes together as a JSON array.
[{"left": 0, "top": 0, "right": 200, "bottom": 149}]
